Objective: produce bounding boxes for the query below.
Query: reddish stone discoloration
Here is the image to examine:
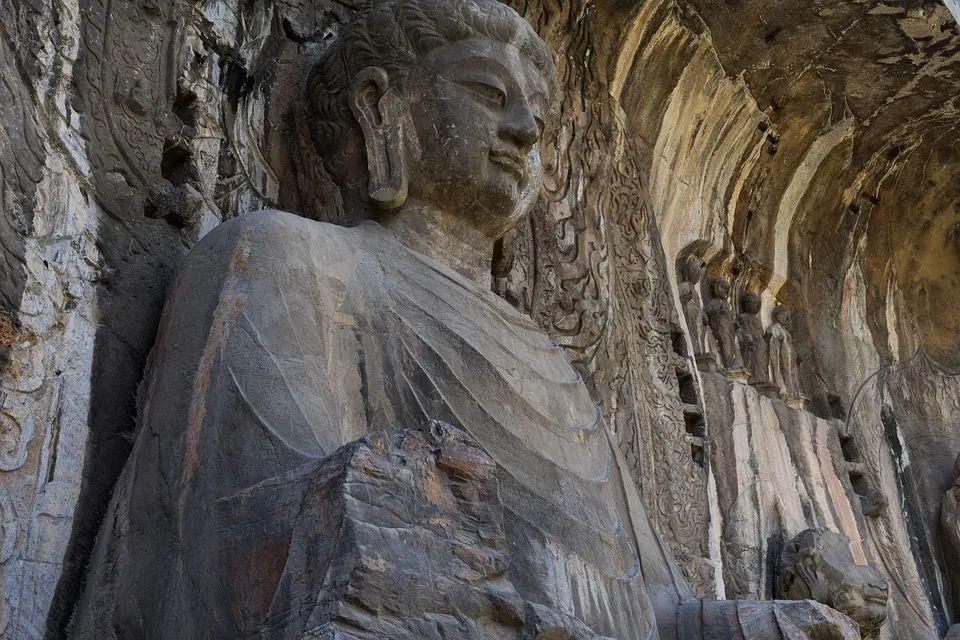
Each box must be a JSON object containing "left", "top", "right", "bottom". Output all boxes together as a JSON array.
[
  {"left": 228, "top": 535, "right": 292, "bottom": 628},
  {"left": 0, "top": 313, "right": 21, "bottom": 352},
  {"left": 177, "top": 236, "right": 251, "bottom": 532},
  {"left": 438, "top": 439, "right": 497, "bottom": 480}
]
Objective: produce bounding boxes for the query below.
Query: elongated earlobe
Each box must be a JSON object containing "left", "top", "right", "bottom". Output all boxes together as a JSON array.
[{"left": 349, "top": 67, "right": 409, "bottom": 209}]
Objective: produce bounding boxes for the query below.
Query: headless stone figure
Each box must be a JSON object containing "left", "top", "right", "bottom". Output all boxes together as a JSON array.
[
  {"left": 704, "top": 276, "right": 746, "bottom": 377},
  {"left": 736, "top": 292, "right": 772, "bottom": 389},
  {"left": 767, "top": 304, "right": 807, "bottom": 407},
  {"left": 69, "top": 2, "right": 859, "bottom": 638}
]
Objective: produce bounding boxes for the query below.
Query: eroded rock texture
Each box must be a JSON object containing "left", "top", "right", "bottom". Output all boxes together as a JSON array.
[
  {"left": 72, "top": 419, "right": 613, "bottom": 639},
  {"left": 0, "top": 0, "right": 956, "bottom": 638}
]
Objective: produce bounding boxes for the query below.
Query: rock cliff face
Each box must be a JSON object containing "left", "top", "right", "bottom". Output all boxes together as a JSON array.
[{"left": 0, "top": 0, "right": 956, "bottom": 638}]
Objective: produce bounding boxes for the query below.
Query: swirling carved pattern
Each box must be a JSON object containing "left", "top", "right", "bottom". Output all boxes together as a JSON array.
[
  {"left": 508, "top": 0, "right": 611, "bottom": 369},
  {"left": 0, "top": 17, "right": 45, "bottom": 471},
  {"left": 76, "top": 0, "right": 171, "bottom": 208},
  {"left": 600, "top": 140, "right": 713, "bottom": 596}
]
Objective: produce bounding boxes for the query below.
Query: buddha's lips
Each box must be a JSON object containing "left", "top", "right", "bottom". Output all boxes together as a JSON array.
[{"left": 489, "top": 150, "right": 526, "bottom": 179}]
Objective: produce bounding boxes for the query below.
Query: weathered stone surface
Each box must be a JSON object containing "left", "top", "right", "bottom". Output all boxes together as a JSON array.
[
  {"left": 676, "top": 599, "right": 861, "bottom": 640},
  {"left": 844, "top": 351, "right": 960, "bottom": 637},
  {"left": 76, "top": 417, "right": 608, "bottom": 638},
  {"left": 702, "top": 375, "right": 868, "bottom": 601},
  {"left": 943, "top": 456, "right": 960, "bottom": 624},
  {"left": 0, "top": 0, "right": 956, "bottom": 637}
]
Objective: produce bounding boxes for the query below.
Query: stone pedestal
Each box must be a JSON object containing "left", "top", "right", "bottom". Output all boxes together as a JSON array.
[
  {"left": 724, "top": 368, "right": 751, "bottom": 383},
  {"left": 783, "top": 393, "right": 811, "bottom": 411},
  {"left": 751, "top": 382, "right": 780, "bottom": 397},
  {"left": 696, "top": 353, "right": 720, "bottom": 373}
]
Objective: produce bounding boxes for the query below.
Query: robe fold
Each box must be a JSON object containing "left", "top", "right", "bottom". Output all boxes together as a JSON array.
[{"left": 70, "top": 211, "right": 691, "bottom": 639}]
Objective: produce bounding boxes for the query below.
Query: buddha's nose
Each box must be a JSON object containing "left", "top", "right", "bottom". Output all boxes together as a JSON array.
[
  {"left": 500, "top": 104, "right": 540, "bottom": 149},
  {"left": 859, "top": 567, "right": 889, "bottom": 597}
]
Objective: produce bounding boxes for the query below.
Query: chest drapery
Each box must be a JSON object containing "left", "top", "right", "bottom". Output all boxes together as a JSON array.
[{"left": 70, "top": 212, "right": 675, "bottom": 639}]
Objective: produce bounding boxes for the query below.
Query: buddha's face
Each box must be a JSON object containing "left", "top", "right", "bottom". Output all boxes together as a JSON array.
[
  {"left": 711, "top": 277, "right": 730, "bottom": 299},
  {"left": 402, "top": 37, "right": 550, "bottom": 238},
  {"left": 741, "top": 293, "right": 761, "bottom": 315},
  {"left": 816, "top": 557, "right": 889, "bottom": 634},
  {"left": 680, "top": 259, "right": 704, "bottom": 284},
  {"left": 774, "top": 306, "right": 792, "bottom": 326}
]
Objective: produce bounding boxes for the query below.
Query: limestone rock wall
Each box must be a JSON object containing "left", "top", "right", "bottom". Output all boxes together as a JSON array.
[
  {"left": 0, "top": 0, "right": 957, "bottom": 638},
  {"left": 702, "top": 373, "right": 937, "bottom": 639}
]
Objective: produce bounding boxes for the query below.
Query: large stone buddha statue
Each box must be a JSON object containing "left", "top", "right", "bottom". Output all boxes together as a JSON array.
[{"left": 68, "top": 1, "right": 862, "bottom": 638}]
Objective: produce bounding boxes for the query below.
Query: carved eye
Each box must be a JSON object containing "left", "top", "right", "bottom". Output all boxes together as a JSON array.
[
  {"left": 534, "top": 115, "right": 545, "bottom": 134},
  {"left": 460, "top": 81, "right": 507, "bottom": 109}
]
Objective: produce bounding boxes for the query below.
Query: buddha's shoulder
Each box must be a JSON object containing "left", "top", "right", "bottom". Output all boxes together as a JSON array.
[
  {"left": 200, "top": 210, "right": 366, "bottom": 252},
  {"left": 194, "top": 210, "right": 380, "bottom": 270}
]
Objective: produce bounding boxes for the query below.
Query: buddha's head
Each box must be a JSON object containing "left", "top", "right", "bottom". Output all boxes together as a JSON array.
[
  {"left": 708, "top": 276, "right": 730, "bottom": 300},
  {"left": 740, "top": 292, "right": 761, "bottom": 315},
  {"left": 678, "top": 257, "right": 704, "bottom": 285},
  {"left": 778, "top": 529, "right": 889, "bottom": 637},
  {"left": 773, "top": 304, "right": 793, "bottom": 327},
  {"left": 296, "top": 0, "right": 557, "bottom": 238}
]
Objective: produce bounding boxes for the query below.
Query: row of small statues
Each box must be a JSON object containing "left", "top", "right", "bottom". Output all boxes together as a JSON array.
[{"left": 678, "top": 257, "right": 807, "bottom": 407}]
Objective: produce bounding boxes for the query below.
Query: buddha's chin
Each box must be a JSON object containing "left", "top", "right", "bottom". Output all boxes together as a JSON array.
[
  {"left": 470, "top": 205, "right": 525, "bottom": 239},
  {"left": 861, "top": 603, "right": 887, "bottom": 627},
  {"left": 835, "top": 594, "right": 886, "bottom": 628},
  {"left": 476, "top": 182, "right": 525, "bottom": 227}
]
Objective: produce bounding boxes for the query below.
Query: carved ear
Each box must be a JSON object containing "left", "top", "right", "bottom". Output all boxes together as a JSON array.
[{"left": 350, "top": 66, "right": 409, "bottom": 209}]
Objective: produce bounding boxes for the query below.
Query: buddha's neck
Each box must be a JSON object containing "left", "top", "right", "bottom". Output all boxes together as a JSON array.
[{"left": 381, "top": 201, "right": 495, "bottom": 290}]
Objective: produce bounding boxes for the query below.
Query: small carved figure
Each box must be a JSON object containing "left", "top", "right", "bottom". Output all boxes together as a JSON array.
[
  {"left": 778, "top": 528, "right": 889, "bottom": 638},
  {"left": 941, "top": 453, "right": 960, "bottom": 621},
  {"left": 767, "top": 304, "right": 806, "bottom": 406},
  {"left": 736, "top": 292, "right": 771, "bottom": 388},
  {"left": 704, "top": 276, "right": 745, "bottom": 376},
  {"left": 677, "top": 258, "right": 711, "bottom": 356}
]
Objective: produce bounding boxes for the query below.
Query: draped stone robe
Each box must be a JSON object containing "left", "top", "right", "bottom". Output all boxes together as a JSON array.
[
  {"left": 767, "top": 322, "right": 800, "bottom": 396},
  {"left": 69, "top": 211, "right": 689, "bottom": 639}
]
